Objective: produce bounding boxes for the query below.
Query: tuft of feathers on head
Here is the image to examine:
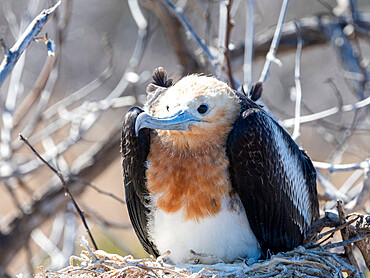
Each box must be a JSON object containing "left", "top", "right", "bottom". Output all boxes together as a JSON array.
[
  {"left": 241, "top": 82, "right": 263, "bottom": 101},
  {"left": 249, "top": 82, "right": 263, "bottom": 101},
  {"left": 146, "top": 67, "right": 173, "bottom": 108},
  {"left": 152, "top": 67, "right": 173, "bottom": 88}
]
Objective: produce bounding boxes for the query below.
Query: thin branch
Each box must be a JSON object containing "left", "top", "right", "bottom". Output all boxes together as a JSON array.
[
  {"left": 71, "top": 177, "right": 126, "bottom": 205},
  {"left": 1, "top": 1, "right": 52, "bottom": 162},
  {"left": 313, "top": 159, "right": 370, "bottom": 172},
  {"left": 231, "top": 13, "right": 370, "bottom": 67},
  {"left": 322, "top": 21, "right": 367, "bottom": 100},
  {"left": 282, "top": 94, "right": 370, "bottom": 127},
  {"left": 291, "top": 21, "right": 303, "bottom": 141},
  {"left": 0, "top": 1, "right": 61, "bottom": 87},
  {"left": 142, "top": 0, "right": 200, "bottom": 75},
  {"left": 42, "top": 35, "right": 114, "bottom": 120},
  {"left": 0, "top": 38, "right": 9, "bottom": 55},
  {"left": 337, "top": 200, "right": 359, "bottom": 270},
  {"left": 19, "top": 134, "right": 98, "bottom": 251},
  {"left": 162, "top": 0, "right": 216, "bottom": 73},
  {"left": 243, "top": 0, "right": 254, "bottom": 92},
  {"left": 13, "top": 47, "right": 57, "bottom": 127},
  {"left": 316, "top": 170, "right": 351, "bottom": 202},
  {"left": 352, "top": 169, "right": 370, "bottom": 211},
  {"left": 218, "top": 0, "right": 227, "bottom": 76},
  {"left": 82, "top": 205, "right": 132, "bottom": 230},
  {"left": 258, "top": 0, "right": 289, "bottom": 83},
  {"left": 218, "top": 0, "right": 236, "bottom": 88},
  {"left": 324, "top": 232, "right": 370, "bottom": 250}
]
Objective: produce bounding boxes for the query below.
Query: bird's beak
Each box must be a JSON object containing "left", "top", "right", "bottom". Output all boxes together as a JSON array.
[{"left": 135, "top": 110, "right": 201, "bottom": 136}]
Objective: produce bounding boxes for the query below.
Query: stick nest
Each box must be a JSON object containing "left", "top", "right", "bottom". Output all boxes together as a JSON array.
[
  {"left": 33, "top": 246, "right": 363, "bottom": 278},
  {"left": 33, "top": 206, "right": 369, "bottom": 278}
]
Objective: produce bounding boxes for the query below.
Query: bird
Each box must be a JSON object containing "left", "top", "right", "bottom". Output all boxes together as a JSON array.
[{"left": 121, "top": 67, "right": 319, "bottom": 264}]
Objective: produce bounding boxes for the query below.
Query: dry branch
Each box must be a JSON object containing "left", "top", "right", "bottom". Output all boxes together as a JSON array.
[
  {"left": 258, "top": 0, "right": 289, "bottom": 83},
  {"left": 0, "top": 1, "right": 60, "bottom": 87},
  {"left": 231, "top": 13, "right": 370, "bottom": 63},
  {"left": 19, "top": 135, "right": 98, "bottom": 251},
  {"left": 142, "top": 0, "right": 201, "bottom": 75},
  {"left": 0, "top": 128, "right": 121, "bottom": 268}
]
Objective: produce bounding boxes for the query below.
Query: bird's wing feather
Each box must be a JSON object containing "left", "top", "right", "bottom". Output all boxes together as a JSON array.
[
  {"left": 226, "top": 104, "right": 319, "bottom": 256},
  {"left": 121, "top": 106, "right": 159, "bottom": 257}
]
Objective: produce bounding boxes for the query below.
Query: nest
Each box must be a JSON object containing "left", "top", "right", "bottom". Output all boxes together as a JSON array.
[
  {"left": 33, "top": 246, "right": 363, "bottom": 278},
  {"left": 32, "top": 204, "right": 369, "bottom": 278}
]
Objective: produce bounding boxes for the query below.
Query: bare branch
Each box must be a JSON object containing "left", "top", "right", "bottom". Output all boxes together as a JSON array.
[
  {"left": 0, "top": 1, "right": 61, "bottom": 87},
  {"left": 218, "top": 0, "right": 236, "bottom": 89},
  {"left": 243, "top": 0, "right": 254, "bottom": 92},
  {"left": 316, "top": 170, "right": 351, "bottom": 202},
  {"left": 13, "top": 48, "right": 56, "bottom": 127},
  {"left": 161, "top": 0, "right": 216, "bottom": 73},
  {"left": 231, "top": 13, "right": 370, "bottom": 64},
  {"left": 71, "top": 177, "right": 126, "bottom": 205},
  {"left": 337, "top": 200, "right": 359, "bottom": 270},
  {"left": 323, "top": 232, "right": 370, "bottom": 250},
  {"left": 291, "top": 21, "right": 303, "bottom": 141},
  {"left": 142, "top": 0, "right": 200, "bottom": 75},
  {"left": 258, "top": 0, "right": 289, "bottom": 83},
  {"left": 282, "top": 95, "right": 370, "bottom": 127},
  {"left": 0, "top": 38, "right": 9, "bottom": 56},
  {"left": 313, "top": 159, "right": 370, "bottom": 172},
  {"left": 19, "top": 134, "right": 99, "bottom": 251}
]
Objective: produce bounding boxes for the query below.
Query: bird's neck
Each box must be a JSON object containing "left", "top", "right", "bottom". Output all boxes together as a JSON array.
[{"left": 146, "top": 136, "right": 232, "bottom": 221}]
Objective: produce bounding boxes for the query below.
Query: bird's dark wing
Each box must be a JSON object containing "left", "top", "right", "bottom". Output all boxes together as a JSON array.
[
  {"left": 226, "top": 100, "right": 319, "bottom": 256},
  {"left": 121, "top": 106, "right": 159, "bottom": 257}
]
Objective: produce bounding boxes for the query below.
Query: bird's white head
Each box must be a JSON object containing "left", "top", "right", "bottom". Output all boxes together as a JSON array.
[{"left": 135, "top": 74, "right": 241, "bottom": 152}]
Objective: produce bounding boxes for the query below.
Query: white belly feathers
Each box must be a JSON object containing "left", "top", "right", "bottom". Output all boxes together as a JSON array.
[{"left": 148, "top": 198, "right": 261, "bottom": 264}]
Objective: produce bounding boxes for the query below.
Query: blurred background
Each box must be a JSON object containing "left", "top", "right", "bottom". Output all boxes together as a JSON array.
[{"left": 0, "top": 0, "right": 369, "bottom": 277}]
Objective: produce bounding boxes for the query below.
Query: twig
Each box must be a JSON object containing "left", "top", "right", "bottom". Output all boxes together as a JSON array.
[
  {"left": 291, "top": 21, "right": 303, "bottom": 141},
  {"left": 0, "top": 1, "right": 60, "bottom": 87},
  {"left": 337, "top": 200, "right": 359, "bottom": 270},
  {"left": 324, "top": 232, "right": 370, "bottom": 250},
  {"left": 352, "top": 169, "right": 370, "bottom": 212},
  {"left": 322, "top": 18, "right": 367, "bottom": 100},
  {"left": 313, "top": 159, "right": 370, "bottom": 172},
  {"left": 340, "top": 169, "right": 363, "bottom": 195},
  {"left": 0, "top": 38, "right": 9, "bottom": 55},
  {"left": 19, "top": 134, "right": 99, "bottom": 251},
  {"left": 218, "top": 0, "right": 236, "bottom": 89},
  {"left": 304, "top": 212, "right": 340, "bottom": 244},
  {"left": 13, "top": 46, "right": 57, "bottom": 127},
  {"left": 282, "top": 85, "right": 370, "bottom": 129},
  {"left": 305, "top": 215, "right": 360, "bottom": 247},
  {"left": 71, "top": 177, "right": 126, "bottom": 205},
  {"left": 142, "top": 1, "right": 200, "bottom": 75},
  {"left": 3, "top": 181, "right": 24, "bottom": 213},
  {"left": 1, "top": 1, "right": 49, "bottom": 161},
  {"left": 231, "top": 13, "right": 370, "bottom": 67},
  {"left": 9, "top": 2, "right": 66, "bottom": 148},
  {"left": 81, "top": 204, "right": 132, "bottom": 230},
  {"left": 316, "top": 170, "right": 351, "bottom": 202},
  {"left": 162, "top": 0, "right": 217, "bottom": 73},
  {"left": 243, "top": 0, "right": 254, "bottom": 92},
  {"left": 218, "top": 0, "right": 227, "bottom": 77},
  {"left": 258, "top": 0, "right": 289, "bottom": 83}
]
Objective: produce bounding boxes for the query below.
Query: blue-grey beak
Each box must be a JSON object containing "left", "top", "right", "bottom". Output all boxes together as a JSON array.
[{"left": 135, "top": 110, "right": 201, "bottom": 136}]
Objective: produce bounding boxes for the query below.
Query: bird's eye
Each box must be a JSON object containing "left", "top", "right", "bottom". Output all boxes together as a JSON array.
[{"left": 197, "top": 104, "right": 208, "bottom": 114}]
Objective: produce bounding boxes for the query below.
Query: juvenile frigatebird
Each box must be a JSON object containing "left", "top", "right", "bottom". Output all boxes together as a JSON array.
[{"left": 121, "top": 67, "right": 319, "bottom": 264}]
